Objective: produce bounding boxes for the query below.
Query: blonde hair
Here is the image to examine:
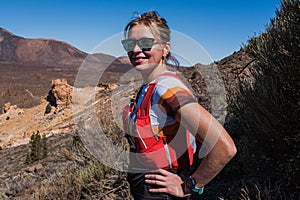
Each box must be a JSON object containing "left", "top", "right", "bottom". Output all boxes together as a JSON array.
[{"left": 124, "top": 11, "right": 179, "bottom": 67}]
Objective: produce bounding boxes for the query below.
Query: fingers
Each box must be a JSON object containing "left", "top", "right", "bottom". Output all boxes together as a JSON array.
[
  {"left": 144, "top": 169, "right": 186, "bottom": 197},
  {"left": 145, "top": 174, "right": 165, "bottom": 181},
  {"left": 148, "top": 168, "right": 171, "bottom": 176},
  {"left": 144, "top": 168, "right": 171, "bottom": 183},
  {"left": 145, "top": 173, "right": 167, "bottom": 187},
  {"left": 145, "top": 169, "right": 182, "bottom": 184},
  {"left": 145, "top": 179, "right": 166, "bottom": 187},
  {"left": 149, "top": 187, "right": 168, "bottom": 193},
  {"left": 144, "top": 169, "right": 183, "bottom": 187}
]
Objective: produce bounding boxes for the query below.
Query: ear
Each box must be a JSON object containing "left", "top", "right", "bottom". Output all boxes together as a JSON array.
[{"left": 163, "top": 42, "right": 171, "bottom": 57}]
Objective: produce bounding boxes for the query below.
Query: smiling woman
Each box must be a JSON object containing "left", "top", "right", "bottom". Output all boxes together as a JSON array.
[
  {"left": 121, "top": 11, "right": 237, "bottom": 200},
  {"left": 124, "top": 23, "right": 169, "bottom": 79}
]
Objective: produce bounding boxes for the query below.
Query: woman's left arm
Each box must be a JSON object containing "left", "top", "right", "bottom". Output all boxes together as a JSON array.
[
  {"left": 145, "top": 102, "right": 237, "bottom": 197},
  {"left": 177, "top": 102, "right": 237, "bottom": 188}
]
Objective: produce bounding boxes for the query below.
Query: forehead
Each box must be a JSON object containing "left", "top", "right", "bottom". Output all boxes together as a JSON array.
[{"left": 127, "top": 24, "right": 156, "bottom": 39}]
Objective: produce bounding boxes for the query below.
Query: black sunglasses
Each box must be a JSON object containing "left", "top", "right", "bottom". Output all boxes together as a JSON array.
[{"left": 121, "top": 38, "right": 157, "bottom": 52}]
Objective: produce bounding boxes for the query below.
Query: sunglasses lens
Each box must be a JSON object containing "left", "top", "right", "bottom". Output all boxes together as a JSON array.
[
  {"left": 122, "top": 39, "right": 135, "bottom": 52},
  {"left": 121, "top": 38, "right": 155, "bottom": 52},
  {"left": 138, "top": 38, "right": 155, "bottom": 51}
]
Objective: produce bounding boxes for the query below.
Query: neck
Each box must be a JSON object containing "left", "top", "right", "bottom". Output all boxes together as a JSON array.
[{"left": 142, "top": 64, "right": 168, "bottom": 84}]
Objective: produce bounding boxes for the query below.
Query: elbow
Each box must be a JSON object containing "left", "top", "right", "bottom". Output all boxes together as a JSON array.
[
  {"left": 221, "top": 131, "right": 237, "bottom": 161},
  {"left": 229, "top": 144, "right": 237, "bottom": 159},
  {"left": 226, "top": 142, "right": 237, "bottom": 161}
]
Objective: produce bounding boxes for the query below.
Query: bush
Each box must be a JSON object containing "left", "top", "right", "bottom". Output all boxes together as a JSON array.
[
  {"left": 72, "top": 131, "right": 83, "bottom": 147},
  {"left": 25, "top": 131, "right": 48, "bottom": 164},
  {"left": 45, "top": 103, "right": 52, "bottom": 114},
  {"left": 225, "top": 0, "right": 299, "bottom": 198},
  {"left": 236, "top": 0, "right": 300, "bottom": 139}
]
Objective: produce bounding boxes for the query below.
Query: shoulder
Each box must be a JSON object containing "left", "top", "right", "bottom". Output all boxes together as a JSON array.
[
  {"left": 152, "top": 72, "right": 194, "bottom": 103},
  {"left": 157, "top": 73, "right": 192, "bottom": 93}
]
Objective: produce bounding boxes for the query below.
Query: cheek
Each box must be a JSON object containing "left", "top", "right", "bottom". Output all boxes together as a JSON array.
[
  {"left": 151, "top": 52, "right": 163, "bottom": 62},
  {"left": 147, "top": 49, "right": 163, "bottom": 61}
]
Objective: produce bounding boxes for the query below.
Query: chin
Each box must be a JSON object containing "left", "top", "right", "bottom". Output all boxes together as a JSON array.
[{"left": 133, "top": 63, "right": 156, "bottom": 71}]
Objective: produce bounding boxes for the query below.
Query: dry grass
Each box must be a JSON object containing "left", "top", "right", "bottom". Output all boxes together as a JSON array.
[{"left": 32, "top": 131, "right": 132, "bottom": 200}]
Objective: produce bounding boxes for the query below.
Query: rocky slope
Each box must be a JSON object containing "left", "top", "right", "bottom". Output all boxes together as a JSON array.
[
  {"left": 0, "top": 78, "right": 120, "bottom": 149},
  {"left": 0, "top": 79, "right": 73, "bottom": 149}
]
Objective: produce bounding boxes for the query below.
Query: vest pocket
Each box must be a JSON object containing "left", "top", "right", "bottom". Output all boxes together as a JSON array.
[{"left": 135, "top": 136, "right": 179, "bottom": 169}]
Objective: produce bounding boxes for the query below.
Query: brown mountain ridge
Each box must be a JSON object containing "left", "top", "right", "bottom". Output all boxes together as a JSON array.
[{"left": 0, "top": 27, "right": 87, "bottom": 67}]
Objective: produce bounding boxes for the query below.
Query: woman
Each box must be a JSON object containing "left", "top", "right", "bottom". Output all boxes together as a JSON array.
[{"left": 122, "top": 11, "right": 237, "bottom": 199}]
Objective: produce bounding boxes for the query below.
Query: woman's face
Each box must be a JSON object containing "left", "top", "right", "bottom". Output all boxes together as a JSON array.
[{"left": 127, "top": 24, "right": 168, "bottom": 72}]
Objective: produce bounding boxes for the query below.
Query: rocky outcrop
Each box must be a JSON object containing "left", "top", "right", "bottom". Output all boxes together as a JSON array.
[{"left": 47, "top": 79, "right": 73, "bottom": 110}]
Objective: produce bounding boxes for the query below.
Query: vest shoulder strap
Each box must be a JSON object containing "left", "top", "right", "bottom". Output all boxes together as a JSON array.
[{"left": 136, "top": 82, "right": 157, "bottom": 118}]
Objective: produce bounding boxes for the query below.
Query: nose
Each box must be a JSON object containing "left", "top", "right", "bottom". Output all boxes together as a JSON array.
[{"left": 132, "top": 43, "right": 142, "bottom": 53}]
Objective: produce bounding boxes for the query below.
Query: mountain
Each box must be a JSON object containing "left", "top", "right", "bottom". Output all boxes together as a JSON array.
[
  {"left": 0, "top": 28, "right": 133, "bottom": 108},
  {"left": 0, "top": 27, "right": 87, "bottom": 67}
]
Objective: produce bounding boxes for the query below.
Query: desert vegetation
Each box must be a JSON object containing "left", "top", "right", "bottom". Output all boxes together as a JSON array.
[
  {"left": 216, "top": 0, "right": 299, "bottom": 199},
  {"left": 25, "top": 131, "right": 48, "bottom": 164}
]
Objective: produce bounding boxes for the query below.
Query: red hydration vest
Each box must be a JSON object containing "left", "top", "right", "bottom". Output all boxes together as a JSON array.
[{"left": 123, "top": 72, "right": 196, "bottom": 170}]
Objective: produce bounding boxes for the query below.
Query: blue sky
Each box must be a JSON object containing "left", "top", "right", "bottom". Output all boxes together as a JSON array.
[{"left": 1, "top": 0, "right": 281, "bottom": 62}]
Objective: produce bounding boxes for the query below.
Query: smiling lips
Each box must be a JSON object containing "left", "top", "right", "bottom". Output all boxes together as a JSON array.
[{"left": 133, "top": 56, "right": 147, "bottom": 64}]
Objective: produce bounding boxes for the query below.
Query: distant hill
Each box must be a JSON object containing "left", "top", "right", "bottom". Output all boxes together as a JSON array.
[{"left": 0, "top": 27, "right": 87, "bottom": 67}]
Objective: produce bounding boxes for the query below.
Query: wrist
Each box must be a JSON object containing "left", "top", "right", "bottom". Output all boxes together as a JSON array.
[{"left": 183, "top": 176, "right": 204, "bottom": 195}]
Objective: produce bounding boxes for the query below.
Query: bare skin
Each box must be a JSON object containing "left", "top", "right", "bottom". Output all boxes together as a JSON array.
[{"left": 145, "top": 103, "right": 237, "bottom": 197}]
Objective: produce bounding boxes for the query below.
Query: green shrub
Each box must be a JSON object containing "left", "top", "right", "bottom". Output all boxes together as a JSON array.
[
  {"left": 239, "top": 0, "right": 299, "bottom": 147},
  {"left": 25, "top": 131, "right": 48, "bottom": 164},
  {"left": 225, "top": 0, "right": 299, "bottom": 198},
  {"left": 72, "top": 131, "right": 83, "bottom": 147},
  {"left": 45, "top": 103, "right": 52, "bottom": 114}
]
